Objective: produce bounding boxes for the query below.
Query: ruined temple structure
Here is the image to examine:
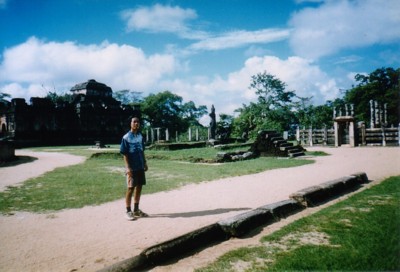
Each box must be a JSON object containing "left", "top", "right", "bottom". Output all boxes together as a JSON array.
[
  {"left": 0, "top": 79, "right": 139, "bottom": 146},
  {"left": 251, "top": 130, "right": 305, "bottom": 158}
]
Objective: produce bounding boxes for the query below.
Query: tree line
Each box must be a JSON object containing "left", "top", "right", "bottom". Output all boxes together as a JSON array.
[
  {"left": 121, "top": 66, "right": 398, "bottom": 140},
  {"left": 1, "top": 67, "right": 398, "bottom": 141}
]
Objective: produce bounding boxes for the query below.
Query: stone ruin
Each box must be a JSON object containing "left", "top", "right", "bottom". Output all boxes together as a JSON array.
[
  {"left": 250, "top": 130, "right": 305, "bottom": 157},
  {"left": 216, "top": 130, "right": 305, "bottom": 162},
  {"left": 0, "top": 79, "right": 138, "bottom": 146}
]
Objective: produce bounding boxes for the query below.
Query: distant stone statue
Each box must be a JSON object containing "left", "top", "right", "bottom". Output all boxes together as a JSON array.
[{"left": 209, "top": 105, "right": 216, "bottom": 139}]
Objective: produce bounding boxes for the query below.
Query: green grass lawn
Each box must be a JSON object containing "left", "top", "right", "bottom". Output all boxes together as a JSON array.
[
  {"left": 196, "top": 176, "right": 400, "bottom": 272},
  {"left": 0, "top": 145, "right": 313, "bottom": 214}
]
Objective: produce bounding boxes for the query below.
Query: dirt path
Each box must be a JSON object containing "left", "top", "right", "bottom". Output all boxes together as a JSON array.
[
  {"left": 0, "top": 150, "right": 86, "bottom": 191},
  {"left": 0, "top": 146, "right": 399, "bottom": 272}
]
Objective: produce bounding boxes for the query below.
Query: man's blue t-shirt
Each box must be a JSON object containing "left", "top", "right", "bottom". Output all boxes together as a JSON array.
[{"left": 120, "top": 131, "right": 145, "bottom": 171}]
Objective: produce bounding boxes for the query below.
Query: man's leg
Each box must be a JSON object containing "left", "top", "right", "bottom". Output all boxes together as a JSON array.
[
  {"left": 133, "top": 185, "right": 142, "bottom": 211},
  {"left": 133, "top": 185, "right": 148, "bottom": 217},
  {"left": 125, "top": 187, "right": 136, "bottom": 220},
  {"left": 125, "top": 187, "right": 134, "bottom": 211}
]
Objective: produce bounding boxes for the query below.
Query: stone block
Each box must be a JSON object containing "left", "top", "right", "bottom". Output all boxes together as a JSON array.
[
  {"left": 141, "top": 223, "right": 228, "bottom": 265},
  {"left": 339, "top": 175, "right": 361, "bottom": 191},
  {"left": 218, "top": 209, "right": 274, "bottom": 237},
  {"left": 289, "top": 185, "right": 327, "bottom": 207},
  {"left": 350, "top": 172, "right": 369, "bottom": 184},
  {"left": 97, "top": 255, "right": 146, "bottom": 272},
  {"left": 257, "top": 199, "right": 305, "bottom": 218}
]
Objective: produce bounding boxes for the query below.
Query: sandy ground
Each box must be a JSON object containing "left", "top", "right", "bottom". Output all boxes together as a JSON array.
[{"left": 0, "top": 146, "right": 399, "bottom": 272}]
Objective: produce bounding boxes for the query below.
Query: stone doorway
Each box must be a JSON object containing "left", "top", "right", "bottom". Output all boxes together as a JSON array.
[{"left": 334, "top": 117, "right": 355, "bottom": 147}]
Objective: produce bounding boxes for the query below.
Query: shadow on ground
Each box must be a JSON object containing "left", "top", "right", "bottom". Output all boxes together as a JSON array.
[
  {"left": 0, "top": 156, "right": 38, "bottom": 167},
  {"left": 151, "top": 208, "right": 251, "bottom": 218}
]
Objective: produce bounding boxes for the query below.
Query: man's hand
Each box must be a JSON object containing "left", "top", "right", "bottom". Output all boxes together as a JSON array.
[{"left": 144, "top": 163, "right": 148, "bottom": 172}]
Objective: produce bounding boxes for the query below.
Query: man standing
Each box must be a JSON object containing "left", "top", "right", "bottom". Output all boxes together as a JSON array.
[{"left": 120, "top": 117, "right": 148, "bottom": 220}]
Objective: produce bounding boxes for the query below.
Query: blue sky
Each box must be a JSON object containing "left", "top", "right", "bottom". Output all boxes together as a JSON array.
[{"left": 1, "top": 0, "right": 399, "bottom": 122}]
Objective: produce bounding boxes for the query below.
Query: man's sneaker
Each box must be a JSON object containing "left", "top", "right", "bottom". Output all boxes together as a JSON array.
[
  {"left": 133, "top": 209, "right": 148, "bottom": 217},
  {"left": 125, "top": 211, "right": 136, "bottom": 221}
]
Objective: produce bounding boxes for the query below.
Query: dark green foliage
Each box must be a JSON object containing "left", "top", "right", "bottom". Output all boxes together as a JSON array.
[
  {"left": 141, "top": 91, "right": 207, "bottom": 134},
  {"left": 344, "top": 67, "right": 399, "bottom": 126}
]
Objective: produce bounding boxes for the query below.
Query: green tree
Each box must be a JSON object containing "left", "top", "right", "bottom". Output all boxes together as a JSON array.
[
  {"left": 344, "top": 67, "right": 399, "bottom": 126},
  {"left": 113, "top": 90, "right": 142, "bottom": 105},
  {"left": 0, "top": 92, "right": 11, "bottom": 112},
  {"left": 216, "top": 113, "right": 234, "bottom": 140},
  {"left": 251, "top": 72, "right": 296, "bottom": 109},
  {"left": 232, "top": 72, "right": 297, "bottom": 138},
  {"left": 293, "top": 97, "right": 340, "bottom": 129},
  {"left": 46, "top": 91, "right": 72, "bottom": 104},
  {"left": 181, "top": 100, "right": 207, "bottom": 127},
  {"left": 141, "top": 91, "right": 207, "bottom": 134}
]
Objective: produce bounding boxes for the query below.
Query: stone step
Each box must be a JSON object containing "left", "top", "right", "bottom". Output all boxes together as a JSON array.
[
  {"left": 270, "top": 136, "right": 284, "bottom": 142},
  {"left": 279, "top": 142, "right": 293, "bottom": 148},
  {"left": 273, "top": 139, "right": 286, "bottom": 146},
  {"left": 288, "top": 151, "right": 305, "bottom": 158},
  {"left": 282, "top": 145, "right": 303, "bottom": 152}
]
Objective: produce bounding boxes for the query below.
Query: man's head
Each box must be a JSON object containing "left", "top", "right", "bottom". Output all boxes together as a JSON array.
[{"left": 130, "top": 117, "right": 140, "bottom": 132}]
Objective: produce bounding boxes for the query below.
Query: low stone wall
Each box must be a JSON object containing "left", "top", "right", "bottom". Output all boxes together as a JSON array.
[{"left": 0, "top": 140, "right": 15, "bottom": 162}]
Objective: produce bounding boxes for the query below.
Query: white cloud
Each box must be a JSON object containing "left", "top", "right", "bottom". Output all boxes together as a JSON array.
[
  {"left": 0, "top": 82, "right": 48, "bottom": 100},
  {"left": 229, "top": 55, "right": 341, "bottom": 103},
  {"left": 0, "top": 37, "right": 178, "bottom": 100},
  {"left": 289, "top": 0, "right": 400, "bottom": 59},
  {"left": 0, "top": 38, "right": 344, "bottom": 117},
  {"left": 188, "top": 28, "right": 290, "bottom": 52},
  {"left": 121, "top": 4, "right": 290, "bottom": 53},
  {"left": 120, "top": 4, "right": 207, "bottom": 39}
]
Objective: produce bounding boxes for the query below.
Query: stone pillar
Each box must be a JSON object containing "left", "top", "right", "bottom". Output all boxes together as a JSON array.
[
  {"left": 370, "top": 100, "right": 374, "bottom": 128},
  {"left": 309, "top": 127, "right": 313, "bottom": 146},
  {"left": 156, "top": 128, "right": 160, "bottom": 142},
  {"left": 398, "top": 123, "right": 400, "bottom": 146},
  {"left": 360, "top": 122, "right": 366, "bottom": 146},
  {"left": 196, "top": 128, "right": 199, "bottom": 141},
  {"left": 334, "top": 121, "right": 339, "bottom": 147},
  {"left": 188, "top": 128, "right": 192, "bottom": 142},
  {"left": 165, "top": 128, "right": 169, "bottom": 141},
  {"left": 384, "top": 103, "right": 387, "bottom": 125},
  {"left": 151, "top": 128, "right": 154, "bottom": 143},
  {"left": 381, "top": 126, "right": 386, "bottom": 146},
  {"left": 375, "top": 101, "right": 380, "bottom": 127},
  {"left": 349, "top": 121, "right": 355, "bottom": 147}
]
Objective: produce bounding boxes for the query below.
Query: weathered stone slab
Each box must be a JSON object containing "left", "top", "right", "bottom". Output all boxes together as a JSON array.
[
  {"left": 290, "top": 174, "right": 369, "bottom": 207},
  {"left": 350, "top": 172, "right": 369, "bottom": 184},
  {"left": 218, "top": 209, "right": 274, "bottom": 237},
  {"left": 318, "top": 178, "right": 349, "bottom": 199},
  {"left": 344, "top": 175, "right": 363, "bottom": 190},
  {"left": 141, "top": 223, "right": 227, "bottom": 265},
  {"left": 289, "top": 185, "right": 326, "bottom": 207},
  {"left": 257, "top": 199, "right": 305, "bottom": 218},
  {"left": 97, "top": 255, "right": 146, "bottom": 272}
]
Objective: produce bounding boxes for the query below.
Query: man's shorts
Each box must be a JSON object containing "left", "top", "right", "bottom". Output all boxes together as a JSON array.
[{"left": 126, "top": 170, "right": 146, "bottom": 188}]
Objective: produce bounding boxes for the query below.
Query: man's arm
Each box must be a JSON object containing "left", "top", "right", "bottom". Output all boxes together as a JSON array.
[
  {"left": 142, "top": 151, "right": 148, "bottom": 171},
  {"left": 123, "top": 154, "right": 132, "bottom": 175}
]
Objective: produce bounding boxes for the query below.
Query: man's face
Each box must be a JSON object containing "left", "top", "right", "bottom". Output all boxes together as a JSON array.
[{"left": 131, "top": 118, "right": 140, "bottom": 131}]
